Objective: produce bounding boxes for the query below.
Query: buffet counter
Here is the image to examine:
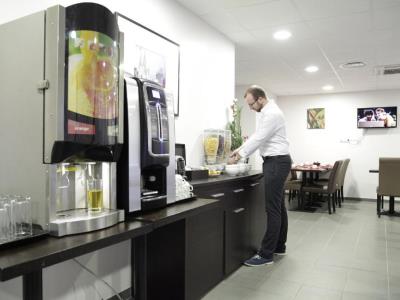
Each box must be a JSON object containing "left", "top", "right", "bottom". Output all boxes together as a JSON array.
[{"left": 0, "top": 172, "right": 264, "bottom": 300}]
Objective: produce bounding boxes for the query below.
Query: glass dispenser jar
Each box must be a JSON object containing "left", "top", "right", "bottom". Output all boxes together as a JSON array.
[{"left": 203, "top": 129, "right": 220, "bottom": 164}]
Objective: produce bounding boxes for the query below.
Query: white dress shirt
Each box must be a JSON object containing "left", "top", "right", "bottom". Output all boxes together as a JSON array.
[{"left": 238, "top": 100, "right": 289, "bottom": 158}]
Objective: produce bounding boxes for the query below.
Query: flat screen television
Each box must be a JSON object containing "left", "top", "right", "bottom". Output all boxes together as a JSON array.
[{"left": 357, "top": 106, "right": 397, "bottom": 128}]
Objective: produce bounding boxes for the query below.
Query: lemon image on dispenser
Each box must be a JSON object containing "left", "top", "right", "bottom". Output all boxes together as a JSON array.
[{"left": 68, "top": 30, "right": 118, "bottom": 119}]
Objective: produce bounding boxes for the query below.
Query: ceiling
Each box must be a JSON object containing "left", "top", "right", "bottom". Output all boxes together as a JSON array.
[{"left": 175, "top": 0, "right": 400, "bottom": 96}]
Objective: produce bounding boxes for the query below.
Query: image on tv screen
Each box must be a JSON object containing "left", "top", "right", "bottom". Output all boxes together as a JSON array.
[{"left": 357, "top": 106, "right": 397, "bottom": 128}]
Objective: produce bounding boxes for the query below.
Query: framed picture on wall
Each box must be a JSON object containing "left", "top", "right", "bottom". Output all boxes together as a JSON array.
[
  {"left": 117, "top": 13, "right": 180, "bottom": 116},
  {"left": 307, "top": 108, "right": 325, "bottom": 129}
]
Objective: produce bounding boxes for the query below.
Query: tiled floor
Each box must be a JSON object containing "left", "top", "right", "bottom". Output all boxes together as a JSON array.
[{"left": 202, "top": 200, "right": 400, "bottom": 300}]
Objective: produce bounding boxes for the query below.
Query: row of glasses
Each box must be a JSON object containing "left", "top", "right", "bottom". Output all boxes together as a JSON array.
[{"left": 0, "top": 195, "right": 32, "bottom": 243}]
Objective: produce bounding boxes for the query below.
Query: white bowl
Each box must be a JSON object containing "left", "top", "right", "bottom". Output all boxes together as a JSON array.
[
  {"left": 245, "top": 164, "right": 251, "bottom": 173},
  {"left": 225, "top": 164, "right": 240, "bottom": 176},
  {"left": 238, "top": 163, "right": 247, "bottom": 174}
]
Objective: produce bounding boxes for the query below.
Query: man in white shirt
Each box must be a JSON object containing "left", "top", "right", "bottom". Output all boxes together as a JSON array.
[{"left": 229, "top": 85, "right": 291, "bottom": 266}]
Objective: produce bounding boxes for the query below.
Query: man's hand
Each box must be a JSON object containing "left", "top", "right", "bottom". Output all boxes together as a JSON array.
[{"left": 228, "top": 151, "right": 241, "bottom": 165}]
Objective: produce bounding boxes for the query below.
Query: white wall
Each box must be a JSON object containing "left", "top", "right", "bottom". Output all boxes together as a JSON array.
[
  {"left": 0, "top": 0, "right": 234, "bottom": 298},
  {"left": 278, "top": 89, "right": 400, "bottom": 199},
  {"left": 0, "top": 0, "right": 235, "bottom": 167},
  {"left": 235, "top": 84, "right": 277, "bottom": 170},
  {"left": 43, "top": 241, "right": 130, "bottom": 300}
]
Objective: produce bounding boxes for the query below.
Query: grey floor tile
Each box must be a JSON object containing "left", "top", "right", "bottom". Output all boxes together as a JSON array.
[
  {"left": 350, "top": 258, "right": 388, "bottom": 274},
  {"left": 294, "top": 285, "right": 342, "bottom": 300},
  {"left": 202, "top": 282, "right": 254, "bottom": 300},
  {"left": 245, "top": 290, "right": 295, "bottom": 300},
  {"left": 344, "top": 269, "right": 388, "bottom": 298},
  {"left": 201, "top": 200, "right": 396, "bottom": 300},
  {"left": 342, "top": 291, "right": 388, "bottom": 300},
  {"left": 302, "top": 265, "right": 347, "bottom": 292},
  {"left": 256, "top": 277, "right": 301, "bottom": 299}
]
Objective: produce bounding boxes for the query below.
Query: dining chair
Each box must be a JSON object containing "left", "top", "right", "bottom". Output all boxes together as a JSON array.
[
  {"left": 337, "top": 159, "right": 350, "bottom": 204},
  {"left": 377, "top": 158, "right": 400, "bottom": 217},
  {"left": 284, "top": 170, "right": 302, "bottom": 205},
  {"left": 314, "top": 160, "right": 346, "bottom": 208},
  {"left": 301, "top": 160, "right": 342, "bottom": 214}
]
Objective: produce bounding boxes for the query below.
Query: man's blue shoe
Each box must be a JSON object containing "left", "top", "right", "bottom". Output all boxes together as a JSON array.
[{"left": 244, "top": 254, "right": 273, "bottom": 267}]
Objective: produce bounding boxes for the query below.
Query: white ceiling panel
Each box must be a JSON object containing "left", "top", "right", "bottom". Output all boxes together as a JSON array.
[
  {"left": 251, "top": 22, "right": 313, "bottom": 44},
  {"left": 200, "top": 10, "right": 246, "bottom": 35},
  {"left": 292, "top": 0, "right": 370, "bottom": 20},
  {"left": 220, "top": 0, "right": 278, "bottom": 9},
  {"left": 273, "top": 40, "right": 326, "bottom": 69},
  {"left": 228, "top": 31, "right": 258, "bottom": 44},
  {"left": 227, "top": 0, "right": 302, "bottom": 30},
  {"left": 176, "top": 0, "right": 224, "bottom": 15},
  {"left": 371, "top": 0, "right": 400, "bottom": 10},
  {"left": 372, "top": 6, "right": 400, "bottom": 30},
  {"left": 377, "top": 75, "right": 400, "bottom": 89},
  {"left": 306, "top": 12, "right": 372, "bottom": 38},
  {"left": 376, "top": 46, "right": 400, "bottom": 65},
  {"left": 176, "top": 0, "right": 400, "bottom": 95}
]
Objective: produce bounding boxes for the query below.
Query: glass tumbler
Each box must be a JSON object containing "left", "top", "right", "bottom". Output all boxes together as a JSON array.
[
  {"left": 11, "top": 196, "right": 32, "bottom": 237},
  {"left": 87, "top": 179, "right": 103, "bottom": 212},
  {"left": 0, "top": 197, "right": 12, "bottom": 242}
]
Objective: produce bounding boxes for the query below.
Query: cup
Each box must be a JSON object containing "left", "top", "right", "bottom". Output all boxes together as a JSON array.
[
  {"left": 87, "top": 179, "right": 103, "bottom": 212},
  {"left": 0, "top": 197, "right": 12, "bottom": 242},
  {"left": 11, "top": 196, "right": 32, "bottom": 237}
]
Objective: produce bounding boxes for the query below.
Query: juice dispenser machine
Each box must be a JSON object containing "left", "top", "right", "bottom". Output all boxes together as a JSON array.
[
  {"left": 117, "top": 76, "right": 176, "bottom": 214},
  {"left": 0, "top": 3, "right": 125, "bottom": 236}
]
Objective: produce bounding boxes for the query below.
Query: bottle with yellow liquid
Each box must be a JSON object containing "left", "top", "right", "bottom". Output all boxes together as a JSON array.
[{"left": 87, "top": 179, "right": 103, "bottom": 212}]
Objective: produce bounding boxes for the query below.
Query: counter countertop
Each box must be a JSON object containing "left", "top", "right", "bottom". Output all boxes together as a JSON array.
[
  {"left": 190, "top": 170, "right": 263, "bottom": 188},
  {"left": 134, "top": 197, "right": 220, "bottom": 228},
  {"left": 0, "top": 197, "right": 219, "bottom": 281}
]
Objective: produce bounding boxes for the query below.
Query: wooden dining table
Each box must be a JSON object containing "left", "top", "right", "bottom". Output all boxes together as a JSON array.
[
  {"left": 289, "top": 164, "right": 333, "bottom": 212},
  {"left": 292, "top": 165, "right": 332, "bottom": 186}
]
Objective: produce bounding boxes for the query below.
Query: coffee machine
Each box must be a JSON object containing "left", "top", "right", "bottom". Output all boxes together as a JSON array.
[
  {"left": 117, "top": 76, "right": 176, "bottom": 214},
  {"left": 0, "top": 3, "right": 125, "bottom": 236}
]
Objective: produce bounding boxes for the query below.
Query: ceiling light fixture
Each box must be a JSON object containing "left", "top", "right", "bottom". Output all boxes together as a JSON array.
[
  {"left": 305, "top": 65, "right": 319, "bottom": 73},
  {"left": 340, "top": 61, "right": 366, "bottom": 69},
  {"left": 322, "top": 85, "right": 334, "bottom": 91},
  {"left": 273, "top": 30, "right": 292, "bottom": 40}
]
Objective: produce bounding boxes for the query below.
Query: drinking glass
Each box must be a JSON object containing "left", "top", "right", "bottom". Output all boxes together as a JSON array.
[
  {"left": 87, "top": 179, "right": 103, "bottom": 212},
  {"left": 11, "top": 196, "right": 32, "bottom": 237},
  {"left": 0, "top": 197, "right": 12, "bottom": 242}
]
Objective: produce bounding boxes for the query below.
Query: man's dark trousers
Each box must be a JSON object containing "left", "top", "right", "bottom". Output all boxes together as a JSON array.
[{"left": 259, "top": 155, "right": 291, "bottom": 259}]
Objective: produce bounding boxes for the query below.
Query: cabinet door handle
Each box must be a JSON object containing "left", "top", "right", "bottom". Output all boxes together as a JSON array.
[
  {"left": 250, "top": 182, "right": 260, "bottom": 187},
  {"left": 211, "top": 193, "right": 225, "bottom": 198},
  {"left": 233, "top": 208, "right": 245, "bottom": 213},
  {"left": 233, "top": 188, "right": 244, "bottom": 193}
]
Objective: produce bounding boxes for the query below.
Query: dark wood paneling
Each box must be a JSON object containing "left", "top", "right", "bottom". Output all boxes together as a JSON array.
[
  {"left": 147, "top": 220, "right": 186, "bottom": 300},
  {"left": 23, "top": 270, "right": 42, "bottom": 300},
  {"left": 185, "top": 207, "right": 224, "bottom": 300}
]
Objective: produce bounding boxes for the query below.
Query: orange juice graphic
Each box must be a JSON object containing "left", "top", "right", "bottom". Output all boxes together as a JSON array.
[{"left": 68, "top": 30, "right": 118, "bottom": 119}]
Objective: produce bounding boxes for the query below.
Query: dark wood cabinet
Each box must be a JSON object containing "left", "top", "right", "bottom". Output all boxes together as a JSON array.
[
  {"left": 246, "top": 179, "right": 266, "bottom": 252},
  {"left": 224, "top": 186, "right": 249, "bottom": 274},
  {"left": 192, "top": 173, "right": 264, "bottom": 277},
  {"left": 185, "top": 207, "right": 224, "bottom": 300}
]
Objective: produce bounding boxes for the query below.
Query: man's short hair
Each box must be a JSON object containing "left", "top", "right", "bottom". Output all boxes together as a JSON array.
[
  {"left": 364, "top": 109, "right": 374, "bottom": 116},
  {"left": 245, "top": 85, "right": 267, "bottom": 100}
]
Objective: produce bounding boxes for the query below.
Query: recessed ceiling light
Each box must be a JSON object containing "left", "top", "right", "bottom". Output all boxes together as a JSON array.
[
  {"left": 322, "top": 85, "right": 334, "bottom": 91},
  {"left": 305, "top": 65, "right": 319, "bottom": 73},
  {"left": 273, "top": 30, "right": 292, "bottom": 40},
  {"left": 340, "top": 61, "right": 366, "bottom": 69}
]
